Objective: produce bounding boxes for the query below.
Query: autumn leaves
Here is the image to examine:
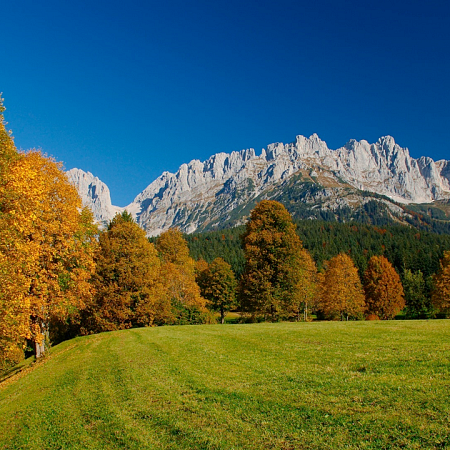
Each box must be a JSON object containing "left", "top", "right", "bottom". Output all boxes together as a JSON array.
[
  {"left": 73, "top": 215, "right": 209, "bottom": 334},
  {"left": 2, "top": 94, "right": 450, "bottom": 373},
  {"left": 0, "top": 99, "right": 97, "bottom": 368},
  {"left": 239, "top": 200, "right": 428, "bottom": 322}
]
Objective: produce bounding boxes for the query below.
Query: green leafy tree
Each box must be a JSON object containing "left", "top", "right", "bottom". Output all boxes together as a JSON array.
[
  {"left": 402, "top": 269, "right": 432, "bottom": 318},
  {"left": 432, "top": 251, "right": 450, "bottom": 316},
  {"left": 197, "top": 258, "right": 237, "bottom": 324},
  {"left": 319, "top": 253, "right": 366, "bottom": 320},
  {"left": 239, "top": 200, "right": 304, "bottom": 320},
  {"left": 364, "top": 255, "right": 405, "bottom": 319}
]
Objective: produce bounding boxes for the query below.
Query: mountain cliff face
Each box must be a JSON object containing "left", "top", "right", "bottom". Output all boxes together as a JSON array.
[
  {"left": 66, "top": 168, "right": 122, "bottom": 226},
  {"left": 68, "top": 135, "right": 450, "bottom": 235}
]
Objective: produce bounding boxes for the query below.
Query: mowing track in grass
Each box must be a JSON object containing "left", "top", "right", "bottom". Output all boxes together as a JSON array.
[{"left": 0, "top": 320, "right": 449, "bottom": 449}]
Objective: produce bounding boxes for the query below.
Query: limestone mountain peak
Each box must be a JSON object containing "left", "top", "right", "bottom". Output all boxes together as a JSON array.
[{"left": 69, "top": 134, "right": 450, "bottom": 235}]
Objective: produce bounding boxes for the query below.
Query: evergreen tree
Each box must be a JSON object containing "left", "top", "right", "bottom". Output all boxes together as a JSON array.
[
  {"left": 239, "top": 200, "right": 303, "bottom": 320},
  {"left": 364, "top": 255, "right": 405, "bottom": 319}
]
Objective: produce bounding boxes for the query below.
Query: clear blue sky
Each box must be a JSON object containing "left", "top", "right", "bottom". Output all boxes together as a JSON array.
[{"left": 2, "top": 0, "right": 450, "bottom": 206}]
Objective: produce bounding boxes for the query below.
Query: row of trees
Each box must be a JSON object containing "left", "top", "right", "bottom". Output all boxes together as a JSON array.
[
  {"left": 1, "top": 96, "right": 450, "bottom": 371},
  {"left": 186, "top": 217, "right": 450, "bottom": 280},
  {"left": 0, "top": 95, "right": 233, "bottom": 369},
  {"left": 238, "top": 200, "right": 450, "bottom": 322},
  {"left": 79, "top": 214, "right": 208, "bottom": 336}
]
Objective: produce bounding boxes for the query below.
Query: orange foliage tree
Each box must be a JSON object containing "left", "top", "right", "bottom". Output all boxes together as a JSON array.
[
  {"left": 0, "top": 97, "right": 29, "bottom": 368},
  {"left": 364, "top": 255, "right": 405, "bottom": 319},
  {"left": 0, "top": 97, "right": 97, "bottom": 365},
  {"left": 239, "top": 200, "right": 304, "bottom": 320},
  {"left": 86, "top": 212, "right": 170, "bottom": 332},
  {"left": 431, "top": 251, "right": 450, "bottom": 316},
  {"left": 156, "top": 229, "right": 207, "bottom": 324},
  {"left": 319, "top": 253, "right": 365, "bottom": 320},
  {"left": 197, "top": 257, "right": 237, "bottom": 324}
]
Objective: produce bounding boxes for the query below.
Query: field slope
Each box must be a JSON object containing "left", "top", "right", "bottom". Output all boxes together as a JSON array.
[{"left": 1, "top": 321, "right": 449, "bottom": 449}]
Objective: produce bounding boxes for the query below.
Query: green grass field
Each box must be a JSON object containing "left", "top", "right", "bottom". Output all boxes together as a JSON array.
[{"left": 1, "top": 321, "right": 449, "bottom": 449}]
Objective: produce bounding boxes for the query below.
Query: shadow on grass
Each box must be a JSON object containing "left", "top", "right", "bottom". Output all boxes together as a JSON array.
[{"left": 0, "top": 356, "right": 36, "bottom": 385}]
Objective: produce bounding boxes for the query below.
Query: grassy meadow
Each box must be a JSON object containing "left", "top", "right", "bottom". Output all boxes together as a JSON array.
[{"left": 0, "top": 320, "right": 449, "bottom": 449}]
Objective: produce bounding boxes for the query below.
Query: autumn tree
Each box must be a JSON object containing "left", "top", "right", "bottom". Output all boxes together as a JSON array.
[
  {"left": 25, "top": 153, "right": 97, "bottom": 355},
  {"left": 85, "top": 211, "right": 169, "bottom": 332},
  {"left": 156, "top": 229, "right": 207, "bottom": 324},
  {"left": 197, "top": 257, "right": 237, "bottom": 324},
  {"left": 0, "top": 97, "right": 28, "bottom": 368},
  {"left": 319, "top": 253, "right": 365, "bottom": 320},
  {"left": 195, "top": 258, "right": 209, "bottom": 277},
  {"left": 0, "top": 97, "right": 97, "bottom": 365},
  {"left": 364, "top": 255, "right": 405, "bottom": 319},
  {"left": 290, "top": 248, "right": 319, "bottom": 321},
  {"left": 239, "top": 200, "right": 304, "bottom": 320},
  {"left": 431, "top": 251, "right": 450, "bottom": 316}
]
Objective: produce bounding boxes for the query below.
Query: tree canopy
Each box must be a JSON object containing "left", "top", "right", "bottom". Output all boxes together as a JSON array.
[
  {"left": 156, "top": 229, "right": 207, "bottom": 324},
  {"left": 85, "top": 211, "right": 169, "bottom": 332},
  {"left": 290, "top": 248, "right": 319, "bottom": 321},
  {"left": 0, "top": 97, "right": 97, "bottom": 366},
  {"left": 364, "top": 255, "right": 405, "bottom": 320},
  {"left": 239, "top": 200, "right": 304, "bottom": 320},
  {"left": 319, "top": 253, "right": 366, "bottom": 321},
  {"left": 197, "top": 258, "right": 237, "bottom": 324},
  {"left": 432, "top": 251, "right": 450, "bottom": 316}
]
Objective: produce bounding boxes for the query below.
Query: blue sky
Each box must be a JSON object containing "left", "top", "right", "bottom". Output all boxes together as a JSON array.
[{"left": 2, "top": 0, "right": 450, "bottom": 206}]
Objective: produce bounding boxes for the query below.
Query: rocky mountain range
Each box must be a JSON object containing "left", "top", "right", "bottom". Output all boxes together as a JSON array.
[{"left": 67, "top": 134, "right": 450, "bottom": 236}]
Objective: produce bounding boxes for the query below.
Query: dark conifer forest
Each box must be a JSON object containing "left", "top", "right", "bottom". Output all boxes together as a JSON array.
[{"left": 185, "top": 220, "right": 450, "bottom": 279}]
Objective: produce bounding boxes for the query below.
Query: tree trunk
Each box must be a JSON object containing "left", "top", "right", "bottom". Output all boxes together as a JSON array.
[
  {"left": 33, "top": 320, "right": 48, "bottom": 358},
  {"left": 34, "top": 339, "right": 45, "bottom": 358}
]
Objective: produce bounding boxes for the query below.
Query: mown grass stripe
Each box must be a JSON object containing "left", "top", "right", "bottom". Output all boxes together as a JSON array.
[{"left": 1, "top": 320, "right": 449, "bottom": 449}]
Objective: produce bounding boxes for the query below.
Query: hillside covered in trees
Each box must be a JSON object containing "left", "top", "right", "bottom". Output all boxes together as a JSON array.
[{"left": 186, "top": 221, "right": 450, "bottom": 278}]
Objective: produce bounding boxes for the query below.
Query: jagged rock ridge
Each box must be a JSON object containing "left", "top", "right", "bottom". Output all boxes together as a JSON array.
[{"left": 68, "top": 135, "right": 450, "bottom": 235}]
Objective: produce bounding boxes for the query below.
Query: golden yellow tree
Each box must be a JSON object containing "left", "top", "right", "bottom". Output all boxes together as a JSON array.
[
  {"left": 0, "top": 97, "right": 97, "bottom": 365},
  {"left": 195, "top": 258, "right": 209, "bottom": 277},
  {"left": 431, "top": 251, "right": 450, "bottom": 316},
  {"left": 156, "top": 229, "right": 207, "bottom": 324},
  {"left": 364, "top": 255, "right": 405, "bottom": 320},
  {"left": 86, "top": 212, "right": 169, "bottom": 332},
  {"left": 290, "top": 248, "right": 319, "bottom": 321},
  {"left": 0, "top": 97, "right": 30, "bottom": 368},
  {"left": 319, "top": 253, "right": 365, "bottom": 320}
]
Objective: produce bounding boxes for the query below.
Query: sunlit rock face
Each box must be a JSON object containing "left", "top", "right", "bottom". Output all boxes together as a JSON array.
[
  {"left": 69, "top": 135, "right": 450, "bottom": 235},
  {"left": 66, "top": 168, "right": 122, "bottom": 226}
]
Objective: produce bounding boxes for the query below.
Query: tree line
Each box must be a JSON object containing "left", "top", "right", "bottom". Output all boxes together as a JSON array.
[
  {"left": 186, "top": 221, "right": 450, "bottom": 279},
  {"left": 237, "top": 200, "right": 450, "bottom": 322},
  {"left": 1, "top": 98, "right": 450, "bottom": 372}
]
